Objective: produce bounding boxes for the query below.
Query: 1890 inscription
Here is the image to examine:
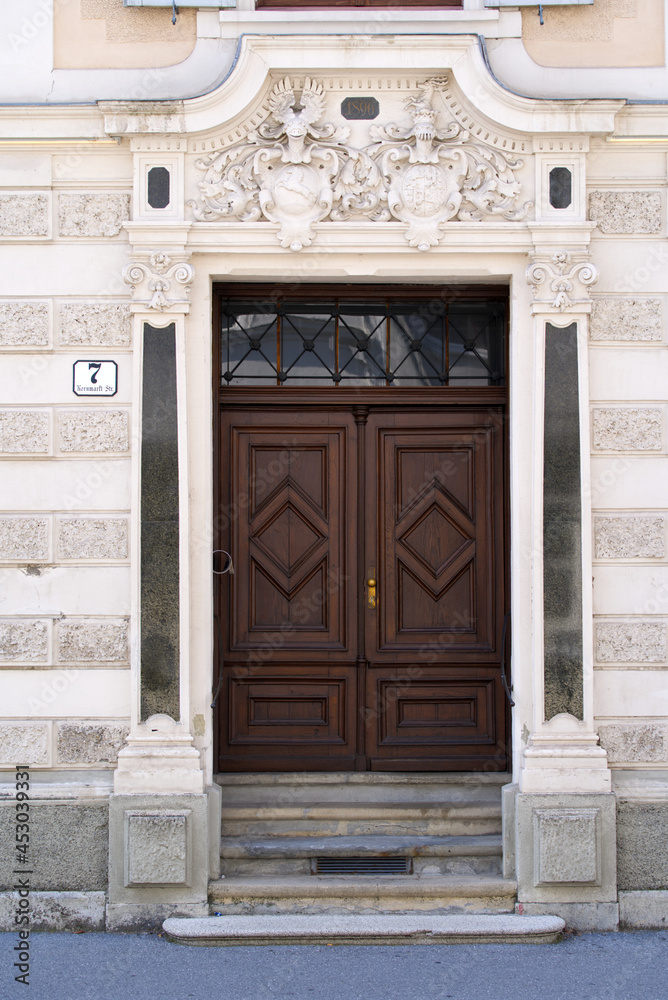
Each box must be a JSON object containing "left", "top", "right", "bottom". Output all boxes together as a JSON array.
[{"left": 341, "top": 97, "right": 379, "bottom": 121}]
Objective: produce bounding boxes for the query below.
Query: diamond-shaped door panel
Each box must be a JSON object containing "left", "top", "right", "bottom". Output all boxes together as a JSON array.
[
  {"left": 399, "top": 503, "right": 473, "bottom": 578},
  {"left": 397, "top": 447, "right": 474, "bottom": 520},
  {"left": 254, "top": 501, "right": 325, "bottom": 578},
  {"left": 250, "top": 446, "right": 327, "bottom": 519}
]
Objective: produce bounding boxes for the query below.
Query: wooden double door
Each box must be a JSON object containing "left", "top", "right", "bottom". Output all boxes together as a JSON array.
[{"left": 216, "top": 392, "right": 508, "bottom": 771}]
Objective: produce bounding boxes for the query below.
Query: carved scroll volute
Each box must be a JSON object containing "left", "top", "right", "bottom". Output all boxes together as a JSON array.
[{"left": 123, "top": 251, "right": 195, "bottom": 313}]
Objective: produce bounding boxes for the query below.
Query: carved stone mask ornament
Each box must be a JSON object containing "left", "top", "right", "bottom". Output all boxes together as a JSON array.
[{"left": 189, "top": 77, "right": 531, "bottom": 252}]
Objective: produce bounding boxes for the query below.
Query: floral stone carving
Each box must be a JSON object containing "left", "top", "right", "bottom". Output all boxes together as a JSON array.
[{"left": 189, "top": 78, "right": 531, "bottom": 252}]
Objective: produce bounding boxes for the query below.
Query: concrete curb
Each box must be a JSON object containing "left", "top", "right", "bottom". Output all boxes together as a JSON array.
[{"left": 163, "top": 913, "right": 565, "bottom": 946}]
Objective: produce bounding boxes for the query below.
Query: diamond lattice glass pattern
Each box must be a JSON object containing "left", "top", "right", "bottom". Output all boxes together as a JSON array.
[{"left": 220, "top": 297, "right": 505, "bottom": 387}]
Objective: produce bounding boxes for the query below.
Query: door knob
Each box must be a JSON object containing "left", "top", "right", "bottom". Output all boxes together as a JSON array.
[{"left": 367, "top": 570, "right": 377, "bottom": 610}]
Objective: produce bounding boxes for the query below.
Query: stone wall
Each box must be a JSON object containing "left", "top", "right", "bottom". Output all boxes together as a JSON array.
[
  {"left": 0, "top": 162, "right": 133, "bottom": 772},
  {"left": 589, "top": 156, "right": 668, "bottom": 772}
]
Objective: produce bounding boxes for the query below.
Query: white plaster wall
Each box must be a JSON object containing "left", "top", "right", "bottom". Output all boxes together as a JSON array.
[
  {"left": 0, "top": 140, "right": 135, "bottom": 770},
  {"left": 587, "top": 142, "right": 668, "bottom": 770}
]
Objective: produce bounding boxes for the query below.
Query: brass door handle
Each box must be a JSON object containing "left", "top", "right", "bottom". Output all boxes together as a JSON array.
[{"left": 367, "top": 570, "right": 377, "bottom": 610}]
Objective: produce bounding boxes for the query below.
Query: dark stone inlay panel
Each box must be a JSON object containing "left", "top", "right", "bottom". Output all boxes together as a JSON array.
[
  {"left": 141, "top": 323, "right": 180, "bottom": 721},
  {"left": 543, "top": 322, "right": 583, "bottom": 720},
  {"left": 147, "top": 166, "right": 170, "bottom": 210},
  {"left": 549, "top": 167, "right": 572, "bottom": 210}
]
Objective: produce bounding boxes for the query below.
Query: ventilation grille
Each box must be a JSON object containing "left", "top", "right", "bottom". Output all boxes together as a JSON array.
[{"left": 312, "top": 856, "right": 411, "bottom": 875}]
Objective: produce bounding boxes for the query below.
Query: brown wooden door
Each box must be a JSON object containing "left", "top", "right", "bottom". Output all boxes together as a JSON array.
[{"left": 216, "top": 396, "right": 508, "bottom": 771}]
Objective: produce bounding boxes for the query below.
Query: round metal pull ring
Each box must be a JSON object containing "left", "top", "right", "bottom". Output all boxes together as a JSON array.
[{"left": 213, "top": 550, "right": 233, "bottom": 575}]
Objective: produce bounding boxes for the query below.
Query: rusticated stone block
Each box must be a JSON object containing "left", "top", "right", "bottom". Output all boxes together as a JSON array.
[
  {"left": 596, "top": 621, "right": 666, "bottom": 663},
  {"left": 57, "top": 723, "right": 129, "bottom": 764},
  {"left": 534, "top": 808, "right": 599, "bottom": 884},
  {"left": 617, "top": 802, "right": 668, "bottom": 891},
  {"left": 126, "top": 812, "right": 188, "bottom": 885},
  {"left": 0, "top": 301, "right": 50, "bottom": 347},
  {"left": 0, "top": 723, "right": 49, "bottom": 764},
  {"left": 589, "top": 191, "right": 662, "bottom": 234},
  {"left": 0, "top": 621, "right": 48, "bottom": 662},
  {"left": 592, "top": 408, "right": 662, "bottom": 452},
  {"left": 0, "top": 194, "right": 48, "bottom": 237},
  {"left": 0, "top": 517, "right": 49, "bottom": 560},
  {"left": 57, "top": 518, "right": 128, "bottom": 560},
  {"left": 0, "top": 410, "right": 49, "bottom": 453},
  {"left": 0, "top": 804, "right": 108, "bottom": 892},
  {"left": 59, "top": 303, "right": 131, "bottom": 348},
  {"left": 57, "top": 410, "right": 128, "bottom": 453},
  {"left": 598, "top": 723, "right": 668, "bottom": 763},
  {"left": 594, "top": 515, "right": 664, "bottom": 559},
  {"left": 590, "top": 298, "right": 662, "bottom": 342},
  {"left": 56, "top": 619, "right": 129, "bottom": 663},
  {"left": 58, "top": 193, "right": 130, "bottom": 238}
]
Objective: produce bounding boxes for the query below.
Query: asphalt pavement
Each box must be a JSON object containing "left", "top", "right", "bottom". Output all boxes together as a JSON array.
[{"left": 3, "top": 929, "right": 667, "bottom": 1000}]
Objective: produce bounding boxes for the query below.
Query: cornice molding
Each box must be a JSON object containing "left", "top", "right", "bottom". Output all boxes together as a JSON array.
[{"left": 98, "top": 35, "right": 624, "bottom": 141}]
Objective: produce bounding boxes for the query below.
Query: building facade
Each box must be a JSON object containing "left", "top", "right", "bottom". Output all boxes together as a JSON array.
[{"left": 1, "top": 0, "right": 668, "bottom": 935}]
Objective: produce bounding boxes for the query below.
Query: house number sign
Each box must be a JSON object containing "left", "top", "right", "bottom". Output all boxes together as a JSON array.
[{"left": 73, "top": 360, "right": 118, "bottom": 397}]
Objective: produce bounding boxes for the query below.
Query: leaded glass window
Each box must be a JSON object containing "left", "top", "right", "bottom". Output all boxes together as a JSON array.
[{"left": 219, "top": 293, "right": 505, "bottom": 387}]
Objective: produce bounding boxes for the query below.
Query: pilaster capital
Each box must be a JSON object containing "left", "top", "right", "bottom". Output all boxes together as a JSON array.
[
  {"left": 122, "top": 248, "right": 195, "bottom": 315},
  {"left": 526, "top": 248, "right": 598, "bottom": 315}
]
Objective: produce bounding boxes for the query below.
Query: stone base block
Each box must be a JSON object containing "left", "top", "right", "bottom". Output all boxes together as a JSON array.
[
  {"left": 106, "top": 901, "right": 209, "bottom": 932},
  {"left": 0, "top": 891, "right": 105, "bottom": 932},
  {"left": 516, "top": 792, "right": 617, "bottom": 904},
  {"left": 516, "top": 901, "right": 619, "bottom": 932},
  {"left": 619, "top": 890, "right": 668, "bottom": 929},
  {"left": 109, "top": 792, "right": 210, "bottom": 906}
]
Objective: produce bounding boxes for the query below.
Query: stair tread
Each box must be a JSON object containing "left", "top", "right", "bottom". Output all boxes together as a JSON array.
[
  {"left": 164, "top": 912, "right": 563, "bottom": 946},
  {"left": 209, "top": 874, "right": 517, "bottom": 899},
  {"left": 216, "top": 772, "right": 511, "bottom": 786},
  {"left": 220, "top": 834, "right": 503, "bottom": 858},
  {"left": 222, "top": 802, "right": 501, "bottom": 817}
]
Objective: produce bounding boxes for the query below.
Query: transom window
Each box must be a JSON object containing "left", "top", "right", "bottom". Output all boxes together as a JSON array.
[{"left": 219, "top": 288, "right": 506, "bottom": 387}]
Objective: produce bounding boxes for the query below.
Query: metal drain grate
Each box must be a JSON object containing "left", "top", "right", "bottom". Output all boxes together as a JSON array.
[{"left": 312, "top": 856, "right": 412, "bottom": 875}]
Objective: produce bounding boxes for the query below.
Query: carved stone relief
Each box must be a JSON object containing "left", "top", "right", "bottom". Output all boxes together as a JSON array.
[
  {"left": 526, "top": 251, "right": 599, "bottom": 311},
  {"left": 122, "top": 251, "right": 195, "bottom": 312},
  {"left": 188, "top": 78, "right": 531, "bottom": 252}
]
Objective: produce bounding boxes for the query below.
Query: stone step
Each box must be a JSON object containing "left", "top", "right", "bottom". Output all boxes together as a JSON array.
[
  {"left": 208, "top": 874, "right": 517, "bottom": 915},
  {"left": 220, "top": 801, "right": 502, "bottom": 838},
  {"left": 164, "top": 912, "right": 564, "bottom": 946},
  {"left": 220, "top": 834, "right": 503, "bottom": 877},
  {"left": 216, "top": 771, "right": 509, "bottom": 807}
]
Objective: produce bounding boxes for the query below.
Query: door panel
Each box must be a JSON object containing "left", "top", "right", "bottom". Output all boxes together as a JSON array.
[
  {"left": 369, "top": 417, "right": 498, "bottom": 654},
  {"left": 217, "top": 403, "right": 507, "bottom": 772},
  {"left": 363, "top": 411, "right": 506, "bottom": 769},
  {"left": 227, "top": 417, "right": 355, "bottom": 653}
]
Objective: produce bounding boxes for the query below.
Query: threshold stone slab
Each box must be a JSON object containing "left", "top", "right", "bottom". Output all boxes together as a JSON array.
[{"left": 163, "top": 913, "right": 564, "bottom": 946}]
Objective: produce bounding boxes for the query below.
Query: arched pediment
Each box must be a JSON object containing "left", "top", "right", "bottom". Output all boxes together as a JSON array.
[{"left": 103, "top": 35, "right": 623, "bottom": 254}]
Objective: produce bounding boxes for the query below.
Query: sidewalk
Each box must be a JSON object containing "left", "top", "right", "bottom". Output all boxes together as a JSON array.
[{"left": 3, "top": 929, "right": 667, "bottom": 1000}]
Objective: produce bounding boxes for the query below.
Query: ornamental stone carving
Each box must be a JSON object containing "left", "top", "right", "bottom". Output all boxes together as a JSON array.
[
  {"left": 188, "top": 78, "right": 530, "bottom": 252},
  {"left": 122, "top": 251, "right": 195, "bottom": 312},
  {"left": 526, "top": 250, "right": 598, "bottom": 311}
]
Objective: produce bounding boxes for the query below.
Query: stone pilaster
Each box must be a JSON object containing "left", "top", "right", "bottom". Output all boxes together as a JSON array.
[
  {"left": 509, "top": 224, "right": 617, "bottom": 930},
  {"left": 107, "top": 224, "right": 217, "bottom": 931}
]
